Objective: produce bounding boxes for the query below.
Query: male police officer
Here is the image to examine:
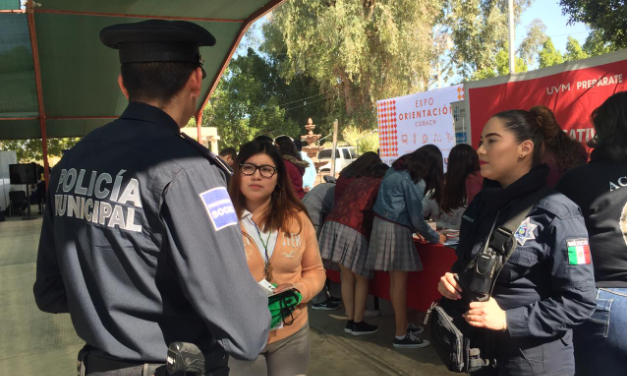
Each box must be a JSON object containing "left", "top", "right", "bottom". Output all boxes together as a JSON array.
[{"left": 33, "top": 20, "right": 270, "bottom": 375}]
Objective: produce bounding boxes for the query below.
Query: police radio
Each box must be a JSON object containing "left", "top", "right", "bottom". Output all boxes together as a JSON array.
[
  {"left": 166, "top": 342, "right": 205, "bottom": 375},
  {"left": 457, "top": 187, "right": 551, "bottom": 307},
  {"left": 456, "top": 212, "right": 509, "bottom": 306}
]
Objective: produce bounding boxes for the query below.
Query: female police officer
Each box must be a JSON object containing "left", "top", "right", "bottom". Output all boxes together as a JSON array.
[
  {"left": 557, "top": 92, "right": 627, "bottom": 375},
  {"left": 437, "top": 109, "right": 596, "bottom": 375}
]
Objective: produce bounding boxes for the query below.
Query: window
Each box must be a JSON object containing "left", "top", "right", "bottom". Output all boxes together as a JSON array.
[
  {"left": 318, "top": 149, "right": 340, "bottom": 159},
  {"left": 342, "top": 149, "right": 351, "bottom": 159},
  {"left": 349, "top": 148, "right": 357, "bottom": 159}
]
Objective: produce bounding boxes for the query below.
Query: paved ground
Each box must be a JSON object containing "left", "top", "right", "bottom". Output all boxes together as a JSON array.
[{"left": 0, "top": 209, "right": 453, "bottom": 375}]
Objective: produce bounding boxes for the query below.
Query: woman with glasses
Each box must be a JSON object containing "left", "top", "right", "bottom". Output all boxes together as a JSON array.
[{"left": 228, "top": 140, "right": 325, "bottom": 376}]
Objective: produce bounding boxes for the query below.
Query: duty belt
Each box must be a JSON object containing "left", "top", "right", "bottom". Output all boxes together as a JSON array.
[{"left": 78, "top": 352, "right": 166, "bottom": 376}]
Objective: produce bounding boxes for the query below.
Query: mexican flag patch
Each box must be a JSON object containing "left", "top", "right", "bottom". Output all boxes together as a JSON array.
[{"left": 567, "top": 238, "right": 591, "bottom": 265}]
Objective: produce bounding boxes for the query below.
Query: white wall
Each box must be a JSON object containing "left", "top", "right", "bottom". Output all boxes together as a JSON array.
[{"left": 0, "top": 151, "right": 17, "bottom": 211}]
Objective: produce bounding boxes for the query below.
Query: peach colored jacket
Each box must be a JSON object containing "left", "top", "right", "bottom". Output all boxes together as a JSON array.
[{"left": 240, "top": 210, "right": 325, "bottom": 344}]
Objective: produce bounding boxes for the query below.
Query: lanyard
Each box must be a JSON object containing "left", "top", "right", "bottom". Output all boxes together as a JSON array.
[
  {"left": 253, "top": 222, "right": 272, "bottom": 261},
  {"left": 253, "top": 221, "right": 274, "bottom": 281}
]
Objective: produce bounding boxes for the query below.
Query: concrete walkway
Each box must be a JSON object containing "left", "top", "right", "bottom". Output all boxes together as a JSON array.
[
  {"left": 0, "top": 214, "right": 84, "bottom": 375},
  {"left": 0, "top": 211, "right": 453, "bottom": 375}
]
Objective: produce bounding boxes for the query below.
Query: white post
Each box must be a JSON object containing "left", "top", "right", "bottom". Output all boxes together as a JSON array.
[
  {"left": 330, "top": 120, "right": 339, "bottom": 177},
  {"left": 508, "top": 0, "right": 516, "bottom": 74}
]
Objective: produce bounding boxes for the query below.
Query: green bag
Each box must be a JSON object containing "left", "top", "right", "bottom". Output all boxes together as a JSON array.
[{"left": 268, "top": 289, "right": 302, "bottom": 329}]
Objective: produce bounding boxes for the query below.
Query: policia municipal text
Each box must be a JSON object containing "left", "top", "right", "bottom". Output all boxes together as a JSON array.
[{"left": 33, "top": 21, "right": 270, "bottom": 376}]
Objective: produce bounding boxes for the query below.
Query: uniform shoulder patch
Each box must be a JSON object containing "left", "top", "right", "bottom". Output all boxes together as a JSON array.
[
  {"left": 199, "top": 187, "right": 238, "bottom": 231},
  {"left": 566, "top": 238, "right": 591, "bottom": 265},
  {"left": 514, "top": 217, "right": 538, "bottom": 246}
]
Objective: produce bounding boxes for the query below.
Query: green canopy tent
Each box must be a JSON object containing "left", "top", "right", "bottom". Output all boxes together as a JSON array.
[{"left": 0, "top": 0, "right": 285, "bottom": 184}]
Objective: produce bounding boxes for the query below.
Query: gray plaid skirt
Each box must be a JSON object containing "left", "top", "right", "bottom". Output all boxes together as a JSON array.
[
  {"left": 319, "top": 221, "right": 374, "bottom": 278},
  {"left": 365, "top": 216, "right": 422, "bottom": 272}
]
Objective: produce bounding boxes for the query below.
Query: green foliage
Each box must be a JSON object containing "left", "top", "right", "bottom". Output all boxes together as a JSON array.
[
  {"left": 188, "top": 46, "right": 331, "bottom": 150},
  {"left": 538, "top": 38, "right": 564, "bottom": 68},
  {"left": 472, "top": 67, "right": 498, "bottom": 80},
  {"left": 187, "top": 0, "right": 622, "bottom": 152},
  {"left": 0, "top": 138, "right": 80, "bottom": 163},
  {"left": 560, "top": 0, "right": 627, "bottom": 49},
  {"left": 496, "top": 49, "right": 528, "bottom": 75},
  {"left": 473, "top": 48, "right": 528, "bottom": 79},
  {"left": 582, "top": 29, "right": 619, "bottom": 57},
  {"left": 518, "top": 18, "right": 548, "bottom": 65},
  {"left": 564, "top": 36, "right": 588, "bottom": 62},
  {"left": 262, "top": 0, "right": 443, "bottom": 129},
  {"left": 341, "top": 125, "right": 379, "bottom": 154},
  {"left": 442, "top": 0, "right": 534, "bottom": 79}
]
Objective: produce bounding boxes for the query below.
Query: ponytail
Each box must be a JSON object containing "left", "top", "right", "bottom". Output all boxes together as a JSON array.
[
  {"left": 529, "top": 105, "right": 559, "bottom": 143},
  {"left": 530, "top": 105, "right": 587, "bottom": 172}
]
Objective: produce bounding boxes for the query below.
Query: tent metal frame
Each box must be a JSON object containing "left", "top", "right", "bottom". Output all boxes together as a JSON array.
[{"left": 0, "top": 0, "right": 286, "bottom": 187}]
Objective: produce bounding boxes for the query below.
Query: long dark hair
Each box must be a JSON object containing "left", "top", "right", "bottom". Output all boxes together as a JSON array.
[
  {"left": 392, "top": 144, "right": 444, "bottom": 204},
  {"left": 529, "top": 105, "right": 587, "bottom": 172},
  {"left": 360, "top": 162, "right": 389, "bottom": 179},
  {"left": 228, "top": 140, "right": 308, "bottom": 233},
  {"left": 588, "top": 91, "right": 627, "bottom": 163},
  {"left": 440, "top": 144, "right": 479, "bottom": 213},
  {"left": 339, "top": 151, "right": 382, "bottom": 178},
  {"left": 274, "top": 136, "right": 302, "bottom": 161}
]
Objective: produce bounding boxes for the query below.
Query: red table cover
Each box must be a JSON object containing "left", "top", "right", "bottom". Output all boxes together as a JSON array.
[{"left": 325, "top": 241, "right": 457, "bottom": 312}]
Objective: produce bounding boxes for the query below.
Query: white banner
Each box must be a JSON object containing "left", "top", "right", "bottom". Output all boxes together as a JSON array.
[{"left": 377, "top": 85, "right": 464, "bottom": 169}]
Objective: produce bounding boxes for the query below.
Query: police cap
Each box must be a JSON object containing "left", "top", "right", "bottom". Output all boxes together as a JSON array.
[{"left": 99, "top": 20, "right": 216, "bottom": 68}]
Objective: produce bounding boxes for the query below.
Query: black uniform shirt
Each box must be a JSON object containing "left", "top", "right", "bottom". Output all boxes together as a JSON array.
[
  {"left": 454, "top": 166, "right": 596, "bottom": 339},
  {"left": 33, "top": 102, "right": 270, "bottom": 362},
  {"left": 557, "top": 160, "right": 627, "bottom": 287}
]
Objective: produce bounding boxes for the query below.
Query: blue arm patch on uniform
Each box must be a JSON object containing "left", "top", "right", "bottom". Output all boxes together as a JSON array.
[{"left": 199, "top": 187, "right": 238, "bottom": 231}]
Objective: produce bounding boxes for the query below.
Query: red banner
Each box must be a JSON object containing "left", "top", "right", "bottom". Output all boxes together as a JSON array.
[{"left": 466, "top": 52, "right": 627, "bottom": 149}]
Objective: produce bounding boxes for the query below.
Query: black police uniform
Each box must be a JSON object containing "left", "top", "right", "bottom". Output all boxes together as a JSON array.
[
  {"left": 557, "top": 158, "right": 627, "bottom": 375},
  {"left": 452, "top": 166, "right": 596, "bottom": 376},
  {"left": 33, "top": 21, "right": 270, "bottom": 375}
]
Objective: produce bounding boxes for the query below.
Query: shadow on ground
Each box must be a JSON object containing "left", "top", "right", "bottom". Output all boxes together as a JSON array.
[
  {"left": 0, "top": 208, "right": 453, "bottom": 375},
  {"left": 308, "top": 293, "right": 454, "bottom": 376}
]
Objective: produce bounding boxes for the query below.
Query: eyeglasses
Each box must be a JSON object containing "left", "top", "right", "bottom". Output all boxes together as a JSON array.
[{"left": 240, "top": 163, "right": 277, "bottom": 178}]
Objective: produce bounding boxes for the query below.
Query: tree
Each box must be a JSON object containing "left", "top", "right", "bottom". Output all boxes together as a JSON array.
[
  {"left": 342, "top": 126, "right": 378, "bottom": 154},
  {"left": 441, "top": 0, "right": 534, "bottom": 80},
  {"left": 538, "top": 38, "right": 564, "bottom": 68},
  {"left": 190, "top": 46, "right": 331, "bottom": 150},
  {"left": 262, "top": 0, "right": 443, "bottom": 129},
  {"left": 472, "top": 48, "right": 528, "bottom": 80},
  {"left": 495, "top": 49, "right": 528, "bottom": 76},
  {"left": 560, "top": 0, "right": 627, "bottom": 49},
  {"left": 582, "top": 29, "right": 619, "bottom": 57},
  {"left": 564, "top": 36, "right": 588, "bottom": 62},
  {"left": 468, "top": 17, "right": 547, "bottom": 80},
  {"left": 0, "top": 138, "right": 80, "bottom": 163},
  {"left": 518, "top": 18, "right": 548, "bottom": 66}
]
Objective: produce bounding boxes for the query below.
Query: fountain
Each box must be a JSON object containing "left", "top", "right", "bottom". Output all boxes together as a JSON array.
[{"left": 301, "top": 118, "right": 324, "bottom": 169}]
